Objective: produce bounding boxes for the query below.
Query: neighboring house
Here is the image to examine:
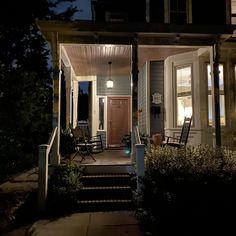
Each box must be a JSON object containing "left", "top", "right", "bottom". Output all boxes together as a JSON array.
[{"left": 37, "top": 0, "right": 236, "bottom": 157}]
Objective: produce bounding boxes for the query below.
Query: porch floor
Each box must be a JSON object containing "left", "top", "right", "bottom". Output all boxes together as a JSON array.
[{"left": 62, "top": 149, "right": 132, "bottom": 166}]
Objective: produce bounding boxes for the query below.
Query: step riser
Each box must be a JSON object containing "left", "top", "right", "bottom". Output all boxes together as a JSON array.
[
  {"left": 79, "top": 190, "right": 133, "bottom": 200},
  {"left": 80, "top": 178, "right": 132, "bottom": 187},
  {"left": 83, "top": 165, "right": 134, "bottom": 174}
]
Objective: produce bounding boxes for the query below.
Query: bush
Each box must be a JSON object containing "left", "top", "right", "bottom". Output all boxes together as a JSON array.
[
  {"left": 47, "top": 163, "right": 84, "bottom": 215},
  {"left": 137, "top": 145, "right": 236, "bottom": 235},
  {"left": 60, "top": 124, "right": 75, "bottom": 155}
]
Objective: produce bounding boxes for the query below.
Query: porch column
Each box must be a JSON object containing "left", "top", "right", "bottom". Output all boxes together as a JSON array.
[
  {"left": 64, "top": 66, "right": 72, "bottom": 127},
  {"left": 51, "top": 32, "right": 61, "bottom": 164},
  {"left": 72, "top": 80, "right": 78, "bottom": 128},
  {"left": 211, "top": 41, "right": 221, "bottom": 146},
  {"left": 132, "top": 36, "right": 139, "bottom": 127}
]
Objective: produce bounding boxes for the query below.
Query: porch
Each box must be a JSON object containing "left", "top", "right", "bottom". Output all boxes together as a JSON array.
[{"left": 62, "top": 149, "right": 132, "bottom": 166}]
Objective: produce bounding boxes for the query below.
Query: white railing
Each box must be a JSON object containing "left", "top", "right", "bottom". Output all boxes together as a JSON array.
[
  {"left": 133, "top": 125, "right": 145, "bottom": 192},
  {"left": 38, "top": 126, "right": 58, "bottom": 212}
]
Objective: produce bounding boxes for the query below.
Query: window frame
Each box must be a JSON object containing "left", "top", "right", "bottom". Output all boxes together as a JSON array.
[
  {"left": 207, "top": 63, "right": 226, "bottom": 126},
  {"left": 165, "top": 0, "right": 192, "bottom": 24},
  {"left": 174, "top": 64, "right": 193, "bottom": 127}
]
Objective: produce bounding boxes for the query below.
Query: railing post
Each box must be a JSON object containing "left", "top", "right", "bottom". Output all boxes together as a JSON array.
[
  {"left": 38, "top": 144, "right": 49, "bottom": 213},
  {"left": 135, "top": 143, "right": 145, "bottom": 192},
  {"left": 50, "top": 130, "right": 60, "bottom": 165}
]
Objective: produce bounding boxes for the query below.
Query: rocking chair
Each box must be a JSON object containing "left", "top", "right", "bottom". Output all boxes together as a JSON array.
[{"left": 161, "top": 116, "right": 192, "bottom": 148}]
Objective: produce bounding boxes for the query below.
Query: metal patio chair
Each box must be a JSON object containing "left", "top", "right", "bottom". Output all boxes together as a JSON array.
[
  {"left": 71, "top": 126, "right": 96, "bottom": 162},
  {"left": 77, "top": 120, "right": 104, "bottom": 153}
]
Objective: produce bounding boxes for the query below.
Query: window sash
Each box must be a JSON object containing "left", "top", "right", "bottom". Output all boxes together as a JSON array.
[
  {"left": 176, "top": 65, "right": 192, "bottom": 126},
  {"left": 207, "top": 64, "right": 225, "bottom": 126}
]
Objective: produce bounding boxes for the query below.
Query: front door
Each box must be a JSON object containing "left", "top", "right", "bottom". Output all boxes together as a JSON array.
[{"left": 107, "top": 97, "right": 130, "bottom": 147}]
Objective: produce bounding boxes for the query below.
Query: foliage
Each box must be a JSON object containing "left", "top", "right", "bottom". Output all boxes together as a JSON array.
[
  {"left": 47, "top": 163, "right": 84, "bottom": 213},
  {"left": 122, "top": 132, "right": 149, "bottom": 148},
  {"left": 60, "top": 123, "right": 75, "bottom": 155},
  {"left": 137, "top": 145, "right": 236, "bottom": 235},
  {"left": 0, "top": 0, "right": 80, "bottom": 182}
]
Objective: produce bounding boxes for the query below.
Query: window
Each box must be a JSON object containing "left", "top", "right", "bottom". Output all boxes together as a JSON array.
[
  {"left": 170, "top": 0, "right": 187, "bottom": 23},
  {"left": 231, "top": 0, "right": 236, "bottom": 24},
  {"left": 98, "top": 97, "right": 105, "bottom": 130},
  {"left": 166, "top": 0, "right": 192, "bottom": 24},
  {"left": 176, "top": 65, "right": 193, "bottom": 126},
  {"left": 207, "top": 64, "right": 225, "bottom": 126}
]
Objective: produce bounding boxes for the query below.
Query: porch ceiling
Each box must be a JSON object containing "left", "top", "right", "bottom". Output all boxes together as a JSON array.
[{"left": 62, "top": 44, "right": 199, "bottom": 77}]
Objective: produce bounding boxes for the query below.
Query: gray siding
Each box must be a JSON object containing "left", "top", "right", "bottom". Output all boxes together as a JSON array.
[
  {"left": 138, "top": 65, "right": 147, "bottom": 134},
  {"left": 150, "top": 61, "right": 164, "bottom": 135},
  {"left": 97, "top": 130, "right": 107, "bottom": 148},
  {"left": 97, "top": 75, "right": 131, "bottom": 96}
]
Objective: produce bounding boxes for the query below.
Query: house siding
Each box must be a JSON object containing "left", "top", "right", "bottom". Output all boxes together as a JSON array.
[
  {"left": 138, "top": 64, "right": 147, "bottom": 134},
  {"left": 97, "top": 75, "right": 131, "bottom": 96},
  {"left": 150, "top": 61, "right": 164, "bottom": 135}
]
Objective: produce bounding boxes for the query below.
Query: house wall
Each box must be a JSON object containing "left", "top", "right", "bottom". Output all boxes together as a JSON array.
[
  {"left": 138, "top": 63, "right": 148, "bottom": 134},
  {"left": 93, "top": 0, "right": 228, "bottom": 25},
  {"left": 149, "top": 61, "right": 165, "bottom": 136},
  {"left": 164, "top": 46, "right": 236, "bottom": 148},
  {"left": 164, "top": 50, "right": 202, "bottom": 146},
  {"left": 97, "top": 75, "right": 131, "bottom": 96}
]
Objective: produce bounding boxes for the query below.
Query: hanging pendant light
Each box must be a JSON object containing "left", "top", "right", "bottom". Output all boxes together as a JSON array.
[{"left": 106, "top": 61, "right": 113, "bottom": 89}]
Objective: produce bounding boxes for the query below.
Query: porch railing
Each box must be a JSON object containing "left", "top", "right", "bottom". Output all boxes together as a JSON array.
[
  {"left": 133, "top": 125, "right": 145, "bottom": 191},
  {"left": 38, "top": 126, "right": 58, "bottom": 212}
]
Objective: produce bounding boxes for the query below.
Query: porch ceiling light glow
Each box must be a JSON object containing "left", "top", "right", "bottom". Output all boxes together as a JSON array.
[{"left": 106, "top": 61, "right": 113, "bottom": 89}]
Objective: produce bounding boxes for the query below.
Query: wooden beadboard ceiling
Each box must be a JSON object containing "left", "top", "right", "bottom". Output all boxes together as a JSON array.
[{"left": 62, "top": 44, "right": 199, "bottom": 77}]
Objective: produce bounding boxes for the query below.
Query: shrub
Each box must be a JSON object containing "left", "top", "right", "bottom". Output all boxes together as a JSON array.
[
  {"left": 60, "top": 124, "right": 75, "bottom": 155},
  {"left": 47, "top": 163, "right": 84, "bottom": 215},
  {"left": 137, "top": 145, "right": 236, "bottom": 235}
]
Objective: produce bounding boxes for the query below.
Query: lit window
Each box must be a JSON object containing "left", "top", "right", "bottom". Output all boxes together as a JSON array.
[
  {"left": 176, "top": 65, "right": 192, "bottom": 126},
  {"left": 207, "top": 64, "right": 225, "bottom": 126},
  {"left": 231, "top": 0, "right": 236, "bottom": 24}
]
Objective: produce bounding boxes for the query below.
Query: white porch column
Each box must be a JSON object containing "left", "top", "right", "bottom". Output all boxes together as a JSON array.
[
  {"left": 72, "top": 79, "right": 78, "bottom": 128},
  {"left": 64, "top": 66, "right": 73, "bottom": 127}
]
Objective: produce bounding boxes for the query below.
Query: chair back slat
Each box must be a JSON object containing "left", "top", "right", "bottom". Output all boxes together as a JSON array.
[
  {"left": 179, "top": 116, "right": 192, "bottom": 145},
  {"left": 77, "top": 120, "right": 90, "bottom": 137}
]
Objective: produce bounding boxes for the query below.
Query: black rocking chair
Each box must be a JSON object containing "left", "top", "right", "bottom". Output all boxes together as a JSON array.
[{"left": 161, "top": 116, "right": 192, "bottom": 148}]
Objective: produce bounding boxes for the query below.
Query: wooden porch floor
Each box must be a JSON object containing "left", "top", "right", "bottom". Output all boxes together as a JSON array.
[{"left": 62, "top": 149, "right": 132, "bottom": 166}]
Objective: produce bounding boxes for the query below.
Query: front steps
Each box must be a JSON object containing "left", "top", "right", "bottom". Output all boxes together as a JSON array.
[{"left": 77, "top": 169, "right": 136, "bottom": 212}]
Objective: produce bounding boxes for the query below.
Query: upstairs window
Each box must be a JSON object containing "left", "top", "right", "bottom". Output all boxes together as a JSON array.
[
  {"left": 170, "top": 0, "right": 187, "bottom": 23},
  {"left": 165, "top": 0, "right": 192, "bottom": 24},
  {"left": 232, "top": 0, "right": 236, "bottom": 24},
  {"left": 207, "top": 64, "right": 225, "bottom": 126},
  {"left": 176, "top": 65, "right": 193, "bottom": 126}
]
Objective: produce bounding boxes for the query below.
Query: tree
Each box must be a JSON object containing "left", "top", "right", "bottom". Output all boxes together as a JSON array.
[{"left": 0, "top": 0, "right": 79, "bottom": 182}]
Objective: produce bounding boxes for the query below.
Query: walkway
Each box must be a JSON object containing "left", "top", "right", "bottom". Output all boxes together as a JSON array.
[{"left": 29, "top": 211, "right": 142, "bottom": 236}]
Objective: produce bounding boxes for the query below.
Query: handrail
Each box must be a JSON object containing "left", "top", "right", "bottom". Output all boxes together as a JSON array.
[
  {"left": 133, "top": 125, "right": 145, "bottom": 192},
  {"left": 38, "top": 126, "right": 58, "bottom": 212},
  {"left": 47, "top": 126, "right": 58, "bottom": 152}
]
